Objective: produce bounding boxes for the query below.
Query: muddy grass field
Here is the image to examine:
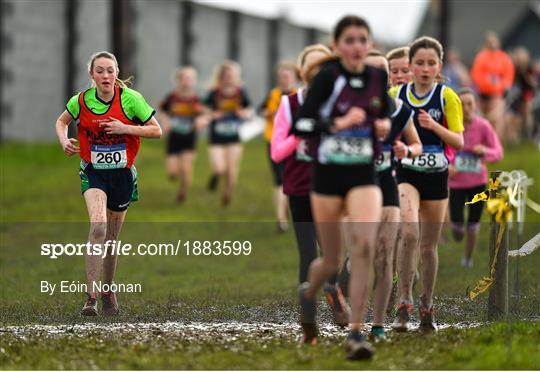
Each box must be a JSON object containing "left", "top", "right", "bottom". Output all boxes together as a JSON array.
[{"left": 1, "top": 140, "right": 539, "bottom": 369}]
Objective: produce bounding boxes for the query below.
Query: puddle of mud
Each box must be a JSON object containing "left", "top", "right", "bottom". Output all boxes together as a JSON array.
[{"left": 0, "top": 320, "right": 485, "bottom": 345}]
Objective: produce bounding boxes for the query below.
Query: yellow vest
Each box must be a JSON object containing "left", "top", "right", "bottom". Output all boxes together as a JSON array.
[{"left": 263, "top": 87, "right": 296, "bottom": 141}]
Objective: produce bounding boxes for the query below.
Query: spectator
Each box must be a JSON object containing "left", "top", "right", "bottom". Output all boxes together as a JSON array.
[
  {"left": 532, "top": 59, "right": 540, "bottom": 145},
  {"left": 505, "top": 47, "right": 536, "bottom": 143},
  {"left": 471, "top": 31, "right": 514, "bottom": 141},
  {"left": 443, "top": 48, "right": 471, "bottom": 92}
]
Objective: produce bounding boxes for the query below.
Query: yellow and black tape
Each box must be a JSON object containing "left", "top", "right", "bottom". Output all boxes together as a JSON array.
[{"left": 467, "top": 176, "right": 513, "bottom": 300}]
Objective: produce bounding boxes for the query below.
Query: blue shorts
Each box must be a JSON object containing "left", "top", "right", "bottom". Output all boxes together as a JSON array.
[{"left": 79, "top": 162, "right": 138, "bottom": 212}]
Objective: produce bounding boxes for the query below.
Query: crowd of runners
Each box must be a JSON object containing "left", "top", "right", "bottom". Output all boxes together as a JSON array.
[{"left": 54, "top": 12, "right": 537, "bottom": 361}]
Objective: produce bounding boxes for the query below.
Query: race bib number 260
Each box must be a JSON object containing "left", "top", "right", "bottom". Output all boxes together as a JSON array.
[{"left": 91, "top": 144, "right": 128, "bottom": 169}]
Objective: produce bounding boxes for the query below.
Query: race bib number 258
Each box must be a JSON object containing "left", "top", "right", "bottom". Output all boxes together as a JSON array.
[{"left": 401, "top": 151, "right": 447, "bottom": 173}]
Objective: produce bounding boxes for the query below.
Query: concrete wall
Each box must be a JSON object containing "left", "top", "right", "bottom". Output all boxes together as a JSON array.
[
  {"left": 134, "top": 0, "right": 181, "bottom": 108},
  {"left": 2, "top": 0, "right": 65, "bottom": 140},
  {"left": 1, "top": 0, "right": 325, "bottom": 141},
  {"left": 278, "top": 21, "right": 306, "bottom": 64},
  {"left": 238, "top": 13, "right": 270, "bottom": 108},
  {"left": 316, "top": 30, "right": 331, "bottom": 46},
  {"left": 74, "top": 0, "right": 110, "bottom": 92},
  {"left": 190, "top": 3, "right": 228, "bottom": 100}
]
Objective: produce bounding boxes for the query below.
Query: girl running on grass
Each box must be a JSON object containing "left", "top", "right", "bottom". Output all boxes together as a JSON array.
[
  {"left": 364, "top": 49, "right": 422, "bottom": 340},
  {"left": 384, "top": 45, "right": 415, "bottom": 314},
  {"left": 203, "top": 60, "right": 253, "bottom": 207},
  {"left": 55, "top": 51, "right": 162, "bottom": 316},
  {"left": 292, "top": 15, "right": 392, "bottom": 360},
  {"left": 158, "top": 66, "right": 206, "bottom": 203},
  {"left": 390, "top": 36, "right": 464, "bottom": 333},
  {"left": 449, "top": 88, "right": 503, "bottom": 268},
  {"left": 260, "top": 62, "right": 299, "bottom": 232},
  {"left": 271, "top": 44, "right": 349, "bottom": 327}
]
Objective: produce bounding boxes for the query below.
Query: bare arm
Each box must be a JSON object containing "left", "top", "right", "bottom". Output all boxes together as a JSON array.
[
  {"left": 430, "top": 123, "right": 464, "bottom": 150},
  {"left": 157, "top": 109, "right": 171, "bottom": 134},
  {"left": 401, "top": 119, "right": 423, "bottom": 157},
  {"left": 102, "top": 116, "right": 162, "bottom": 138},
  {"left": 392, "top": 117, "right": 422, "bottom": 159},
  {"left": 236, "top": 107, "right": 254, "bottom": 121},
  {"left": 418, "top": 109, "right": 464, "bottom": 150},
  {"left": 55, "top": 110, "right": 80, "bottom": 156}
]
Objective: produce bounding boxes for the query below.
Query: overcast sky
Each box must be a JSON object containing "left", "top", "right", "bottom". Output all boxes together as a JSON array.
[{"left": 195, "top": 0, "right": 430, "bottom": 44}]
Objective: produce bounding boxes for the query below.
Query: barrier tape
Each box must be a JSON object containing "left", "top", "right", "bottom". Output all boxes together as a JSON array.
[
  {"left": 469, "top": 223, "right": 506, "bottom": 300},
  {"left": 526, "top": 198, "right": 540, "bottom": 214},
  {"left": 468, "top": 176, "right": 514, "bottom": 300},
  {"left": 508, "top": 233, "right": 540, "bottom": 257},
  {"left": 465, "top": 177, "right": 500, "bottom": 206}
]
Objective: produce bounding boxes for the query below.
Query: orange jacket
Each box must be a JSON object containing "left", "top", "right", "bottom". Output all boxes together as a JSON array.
[{"left": 471, "top": 49, "right": 515, "bottom": 97}]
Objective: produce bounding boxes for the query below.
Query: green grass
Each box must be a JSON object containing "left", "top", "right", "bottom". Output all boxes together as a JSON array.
[
  {"left": 0, "top": 140, "right": 276, "bottom": 222},
  {"left": 1, "top": 139, "right": 539, "bottom": 369},
  {"left": 1, "top": 323, "right": 539, "bottom": 369},
  {"left": 1, "top": 140, "right": 538, "bottom": 222}
]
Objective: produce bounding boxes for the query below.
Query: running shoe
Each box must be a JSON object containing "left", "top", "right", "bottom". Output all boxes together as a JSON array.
[
  {"left": 176, "top": 189, "right": 186, "bottom": 203},
  {"left": 345, "top": 330, "right": 374, "bottom": 360},
  {"left": 277, "top": 221, "right": 289, "bottom": 233},
  {"left": 81, "top": 293, "right": 98, "bottom": 316},
  {"left": 298, "top": 282, "right": 317, "bottom": 345},
  {"left": 101, "top": 290, "right": 119, "bottom": 316},
  {"left": 461, "top": 256, "right": 473, "bottom": 268},
  {"left": 391, "top": 302, "right": 413, "bottom": 332},
  {"left": 323, "top": 283, "right": 350, "bottom": 327},
  {"left": 207, "top": 174, "right": 219, "bottom": 191},
  {"left": 418, "top": 295, "right": 437, "bottom": 333},
  {"left": 221, "top": 193, "right": 231, "bottom": 207},
  {"left": 369, "top": 325, "right": 386, "bottom": 342}
]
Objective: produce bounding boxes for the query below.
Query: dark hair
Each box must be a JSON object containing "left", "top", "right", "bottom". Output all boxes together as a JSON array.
[
  {"left": 458, "top": 87, "right": 478, "bottom": 100},
  {"left": 409, "top": 36, "right": 444, "bottom": 62},
  {"left": 333, "top": 15, "right": 370, "bottom": 42}
]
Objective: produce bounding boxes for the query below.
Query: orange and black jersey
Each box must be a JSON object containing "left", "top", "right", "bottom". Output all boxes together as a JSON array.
[
  {"left": 160, "top": 92, "right": 202, "bottom": 117},
  {"left": 203, "top": 88, "right": 251, "bottom": 114}
]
